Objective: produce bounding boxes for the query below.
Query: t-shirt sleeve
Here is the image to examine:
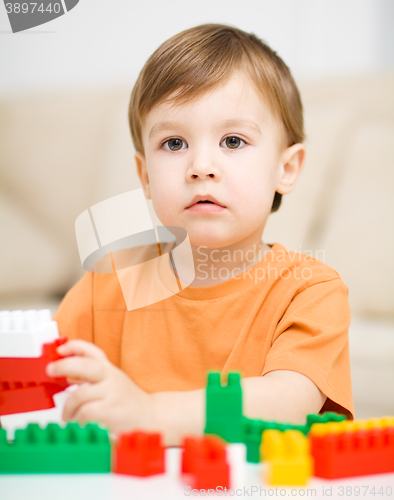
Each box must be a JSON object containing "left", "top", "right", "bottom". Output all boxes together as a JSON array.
[
  {"left": 53, "top": 271, "right": 94, "bottom": 343},
  {"left": 262, "top": 278, "right": 354, "bottom": 419}
]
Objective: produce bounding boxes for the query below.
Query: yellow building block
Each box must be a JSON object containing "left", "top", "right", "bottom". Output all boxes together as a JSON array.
[{"left": 261, "top": 430, "right": 313, "bottom": 486}]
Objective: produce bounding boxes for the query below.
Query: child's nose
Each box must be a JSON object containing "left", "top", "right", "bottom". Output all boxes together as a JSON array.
[{"left": 187, "top": 157, "right": 221, "bottom": 181}]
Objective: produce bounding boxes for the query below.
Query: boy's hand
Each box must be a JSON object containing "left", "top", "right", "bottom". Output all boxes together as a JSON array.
[{"left": 46, "top": 340, "right": 156, "bottom": 434}]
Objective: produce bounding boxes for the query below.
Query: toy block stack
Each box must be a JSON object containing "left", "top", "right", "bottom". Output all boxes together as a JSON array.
[
  {"left": 0, "top": 422, "right": 111, "bottom": 473},
  {"left": 113, "top": 430, "right": 165, "bottom": 476},
  {"left": 242, "top": 417, "right": 310, "bottom": 464},
  {"left": 0, "top": 309, "right": 69, "bottom": 415},
  {"left": 182, "top": 435, "right": 229, "bottom": 489},
  {"left": 261, "top": 429, "right": 313, "bottom": 485},
  {"left": 204, "top": 371, "right": 346, "bottom": 465},
  {"left": 310, "top": 417, "right": 394, "bottom": 478}
]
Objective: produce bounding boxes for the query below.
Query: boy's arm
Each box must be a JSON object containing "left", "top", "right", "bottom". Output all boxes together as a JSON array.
[
  {"left": 48, "top": 341, "right": 325, "bottom": 445},
  {"left": 153, "top": 370, "right": 326, "bottom": 446}
]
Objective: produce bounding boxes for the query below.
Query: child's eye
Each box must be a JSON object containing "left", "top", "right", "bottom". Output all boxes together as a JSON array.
[
  {"left": 161, "top": 138, "right": 187, "bottom": 152},
  {"left": 161, "top": 135, "right": 247, "bottom": 152},
  {"left": 221, "top": 136, "right": 247, "bottom": 149}
]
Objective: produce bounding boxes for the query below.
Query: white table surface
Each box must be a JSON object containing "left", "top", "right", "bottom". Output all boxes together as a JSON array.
[{"left": 1, "top": 446, "right": 393, "bottom": 500}]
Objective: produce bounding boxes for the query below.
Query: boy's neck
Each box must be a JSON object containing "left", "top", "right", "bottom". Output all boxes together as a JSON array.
[{"left": 187, "top": 237, "right": 272, "bottom": 287}]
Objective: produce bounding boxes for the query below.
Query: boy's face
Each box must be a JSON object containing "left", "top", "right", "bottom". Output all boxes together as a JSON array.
[{"left": 136, "top": 70, "right": 304, "bottom": 249}]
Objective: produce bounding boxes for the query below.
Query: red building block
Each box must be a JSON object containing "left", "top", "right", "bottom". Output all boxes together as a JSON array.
[
  {"left": 113, "top": 431, "right": 165, "bottom": 476},
  {"left": 310, "top": 419, "right": 394, "bottom": 478},
  {"left": 181, "top": 435, "right": 230, "bottom": 490},
  {"left": 0, "top": 337, "right": 69, "bottom": 415},
  {"left": 0, "top": 337, "right": 68, "bottom": 384},
  {"left": 0, "top": 381, "right": 68, "bottom": 415}
]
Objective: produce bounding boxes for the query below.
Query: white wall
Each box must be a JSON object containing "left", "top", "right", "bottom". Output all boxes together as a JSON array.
[{"left": 0, "top": 0, "right": 393, "bottom": 97}]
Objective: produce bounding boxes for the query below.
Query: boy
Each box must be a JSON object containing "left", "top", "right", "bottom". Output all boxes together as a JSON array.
[{"left": 47, "top": 24, "right": 353, "bottom": 445}]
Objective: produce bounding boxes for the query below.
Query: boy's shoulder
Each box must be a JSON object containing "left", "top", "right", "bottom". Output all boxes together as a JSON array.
[{"left": 271, "top": 242, "right": 343, "bottom": 284}]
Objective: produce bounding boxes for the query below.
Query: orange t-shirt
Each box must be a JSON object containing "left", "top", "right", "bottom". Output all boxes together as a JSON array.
[{"left": 54, "top": 242, "right": 354, "bottom": 418}]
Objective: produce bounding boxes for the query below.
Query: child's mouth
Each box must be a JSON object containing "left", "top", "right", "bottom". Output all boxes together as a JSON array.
[{"left": 187, "top": 200, "right": 226, "bottom": 213}]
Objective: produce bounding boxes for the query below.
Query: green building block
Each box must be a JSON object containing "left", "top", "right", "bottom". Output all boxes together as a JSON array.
[
  {"left": 242, "top": 417, "right": 264, "bottom": 463},
  {"left": 0, "top": 422, "right": 111, "bottom": 474},
  {"left": 204, "top": 371, "right": 243, "bottom": 443},
  {"left": 305, "top": 412, "right": 346, "bottom": 433},
  {"left": 242, "top": 417, "right": 306, "bottom": 463}
]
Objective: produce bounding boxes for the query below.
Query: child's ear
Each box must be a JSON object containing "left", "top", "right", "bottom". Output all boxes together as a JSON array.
[
  {"left": 135, "top": 151, "right": 151, "bottom": 200},
  {"left": 275, "top": 143, "right": 306, "bottom": 195}
]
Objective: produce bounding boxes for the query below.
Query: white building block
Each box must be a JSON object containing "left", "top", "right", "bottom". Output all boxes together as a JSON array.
[
  {"left": 227, "top": 443, "right": 247, "bottom": 489},
  {"left": 0, "top": 309, "right": 59, "bottom": 358}
]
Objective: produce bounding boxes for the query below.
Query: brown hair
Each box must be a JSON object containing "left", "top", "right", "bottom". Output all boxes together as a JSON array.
[{"left": 129, "top": 23, "right": 305, "bottom": 212}]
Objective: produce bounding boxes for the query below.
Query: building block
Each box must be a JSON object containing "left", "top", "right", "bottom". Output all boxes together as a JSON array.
[
  {"left": 242, "top": 418, "right": 265, "bottom": 463},
  {"left": 203, "top": 370, "right": 346, "bottom": 461},
  {"left": 0, "top": 422, "right": 111, "bottom": 473},
  {"left": 226, "top": 443, "right": 246, "bottom": 489},
  {"left": 0, "top": 337, "right": 69, "bottom": 416},
  {"left": 0, "top": 337, "right": 68, "bottom": 384},
  {"left": 0, "top": 309, "right": 59, "bottom": 358},
  {"left": 112, "top": 430, "right": 165, "bottom": 476},
  {"left": 305, "top": 412, "right": 346, "bottom": 433},
  {"left": 242, "top": 412, "right": 345, "bottom": 463},
  {"left": 242, "top": 418, "right": 306, "bottom": 464},
  {"left": 0, "top": 386, "right": 78, "bottom": 441},
  {"left": 182, "top": 435, "right": 230, "bottom": 490},
  {"left": 261, "top": 429, "right": 313, "bottom": 485},
  {"left": 310, "top": 417, "right": 394, "bottom": 479},
  {"left": 204, "top": 372, "right": 243, "bottom": 443},
  {"left": 0, "top": 381, "right": 68, "bottom": 415}
]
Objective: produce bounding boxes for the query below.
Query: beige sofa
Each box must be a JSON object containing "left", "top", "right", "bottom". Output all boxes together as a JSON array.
[{"left": 1, "top": 73, "right": 393, "bottom": 418}]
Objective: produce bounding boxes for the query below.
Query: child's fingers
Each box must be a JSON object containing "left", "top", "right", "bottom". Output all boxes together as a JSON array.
[
  {"left": 66, "top": 377, "right": 86, "bottom": 385},
  {"left": 62, "top": 383, "right": 102, "bottom": 421},
  {"left": 56, "top": 339, "right": 107, "bottom": 361},
  {"left": 46, "top": 356, "right": 106, "bottom": 383},
  {"left": 71, "top": 399, "right": 103, "bottom": 426}
]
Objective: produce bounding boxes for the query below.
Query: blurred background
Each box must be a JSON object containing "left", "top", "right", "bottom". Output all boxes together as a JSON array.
[{"left": 0, "top": 0, "right": 393, "bottom": 419}]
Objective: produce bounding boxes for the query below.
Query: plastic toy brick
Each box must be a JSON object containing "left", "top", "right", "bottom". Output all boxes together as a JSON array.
[
  {"left": 242, "top": 418, "right": 265, "bottom": 463},
  {"left": 113, "top": 430, "right": 165, "bottom": 476},
  {"left": 182, "top": 435, "right": 229, "bottom": 490},
  {"left": 241, "top": 418, "right": 299, "bottom": 463},
  {"left": 204, "top": 372, "right": 243, "bottom": 443},
  {"left": 0, "top": 380, "right": 68, "bottom": 415},
  {"left": 0, "top": 422, "right": 111, "bottom": 473},
  {"left": 305, "top": 412, "right": 346, "bottom": 433},
  {"left": 242, "top": 417, "right": 306, "bottom": 464},
  {"left": 0, "top": 337, "right": 69, "bottom": 416},
  {"left": 261, "top": 429, "right": 313, "bottom": 486},
  {"left": 0, "top": 337, "right": 68, "bottom": 384},
  {"left": 310, "top": 417, "right": 394, "bottom": 479},
  {"left": 0, "top": 309, "right": 59, "bottom": 358}
]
